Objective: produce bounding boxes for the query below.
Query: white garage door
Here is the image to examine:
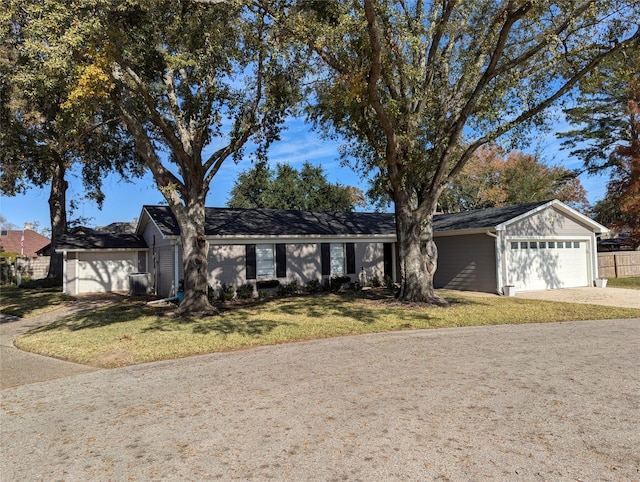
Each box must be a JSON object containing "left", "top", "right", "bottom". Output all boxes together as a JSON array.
[
  {"left": 78, "top": 252, "right": 137, "bottom": 293},
  {"left": 507, "top": 240, "right": 589, "bottom": 291}
]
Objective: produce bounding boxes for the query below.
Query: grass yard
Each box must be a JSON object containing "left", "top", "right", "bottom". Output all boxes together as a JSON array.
[
  {"left": 607, "top": 276, "right": 640, "bottom": 289},
  {"left": 0, "top": 286, "right": 72, "bottom": 317},
  {"left": 13, "top": 291, "right": 640, "bottom": 368}
]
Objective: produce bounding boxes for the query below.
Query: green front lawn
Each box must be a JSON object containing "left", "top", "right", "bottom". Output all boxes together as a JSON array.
[
  {"left": 14, "top": 292, "right": 640, "bottom": 368},
  {"left": 607, "top": 276, "right": 640, "bottom": 290}
]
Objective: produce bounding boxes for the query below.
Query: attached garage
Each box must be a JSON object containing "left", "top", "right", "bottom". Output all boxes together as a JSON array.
[
  {"left": 434, "top": 200, "right": 608, "bottom": 295},
  {"left": 56, "top": 232, "right": 148, "bottom": 296},
  {"left": 507, "top": 239, "right": 590, "bottom": 291}
]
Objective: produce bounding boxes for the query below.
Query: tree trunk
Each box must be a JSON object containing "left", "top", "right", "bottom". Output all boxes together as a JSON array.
[
  {"left": 174, "top": 200, "right": 216, "bottom": 315},
  {"left": 47, "top": 159, "right": 67, "bottom": 282},
  {"left": 394, "top": 200, "right": 447, "bottom": 305}
]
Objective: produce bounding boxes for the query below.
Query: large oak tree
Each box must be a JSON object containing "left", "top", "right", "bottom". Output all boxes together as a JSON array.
[
  {"left": 91, "top": 1, "right": 301, "bottom": 313},
  {"left": 1, "top": 0, "right": 141, "bottom": 281},
  {"left": 265, "top": 0, "right": 640, "bottom": 303}
]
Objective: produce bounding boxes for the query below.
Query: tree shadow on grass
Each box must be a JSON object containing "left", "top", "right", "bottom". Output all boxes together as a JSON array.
[{"left": 142, "top": 312, "right": 292, "bottom": 337}]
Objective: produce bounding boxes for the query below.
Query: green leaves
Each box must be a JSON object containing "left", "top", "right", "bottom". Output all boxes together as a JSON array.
[{"left": 227, "top": 160, "right": 366, "bottom": 211}]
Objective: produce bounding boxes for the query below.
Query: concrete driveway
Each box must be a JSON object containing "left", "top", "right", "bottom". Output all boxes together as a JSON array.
[
  {"left": 2, "top": 317, "right": 639, "bottom": 480},
  {"left": 515, "top": 286, "right": 640, "bottom": 309}
]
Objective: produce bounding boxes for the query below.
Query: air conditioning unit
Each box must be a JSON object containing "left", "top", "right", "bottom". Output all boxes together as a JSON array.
[{"left": 129, "top": 273, "right": 152, "bottom": 295}]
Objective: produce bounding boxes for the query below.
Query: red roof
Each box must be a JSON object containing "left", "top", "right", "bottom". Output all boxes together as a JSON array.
[{"left": 0, "top": 229, "right": 51, "bottom": 257}]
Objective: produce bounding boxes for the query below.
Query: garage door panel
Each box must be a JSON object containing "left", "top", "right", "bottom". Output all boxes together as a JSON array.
[
  {"left": 508, "top": 240, "right": 588, "bottom": 291},
  {"left": 78, "top": 252, "right": 136, "bottom": 294}
]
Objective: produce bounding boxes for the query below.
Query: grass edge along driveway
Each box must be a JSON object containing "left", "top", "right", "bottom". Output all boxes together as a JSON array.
[{"left": 12, "top": 291, "right": 640, "bottom": 368}]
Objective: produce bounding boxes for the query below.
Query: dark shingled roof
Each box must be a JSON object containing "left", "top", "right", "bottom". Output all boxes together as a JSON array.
[
  {"left": 433, "top": 200, "right": 550, "bottom": 231},
  {"left": 56, "top": 233, "right": 148, "bottom": 251},
  {"left": 143, "top": 205, "right": 397, "bottom": 237}
]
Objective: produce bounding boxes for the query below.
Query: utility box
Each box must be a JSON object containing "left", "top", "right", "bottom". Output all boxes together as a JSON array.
[{"left": 129, "top": 273, "right": 152, "bottom": 295}]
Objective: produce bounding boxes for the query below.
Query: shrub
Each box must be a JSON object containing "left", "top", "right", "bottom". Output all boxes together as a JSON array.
[
  {"left": 330, "top": 275, "right": 351, "bottom": 292},
  {"left": 383, "top": 275, "right": 395, "bottom": 290},
  {"left": 219, "top": 283, "right": 235, "bottom": 301},
  {"left": 306, "top": 278, "right": 323, "bottom": 294},
  {"left": 18, "top": 277, "right": 61, "bottom": 289},
  {"left": 278, "top": 279, "right": 300, "bottom": 296},
  {"left": 370, "top": 275, "right": 382, "bottom": 288},
  {"left": 236, "top": 283, "right": 254, "bottom": 299}
]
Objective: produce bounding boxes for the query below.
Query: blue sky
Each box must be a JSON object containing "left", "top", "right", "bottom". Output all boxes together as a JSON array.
[{"left": 0, "top": 118, "right": 607, "bottom": 233}]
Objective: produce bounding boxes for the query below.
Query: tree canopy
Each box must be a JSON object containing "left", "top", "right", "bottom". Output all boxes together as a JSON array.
[
  {"left": 263, "top": 0, "right": 640, "bottom": 302},
  {"left": 227, "top": 160, "right": 367, "bottom": 211},
  {"left": 438, "top": 146, "right": 589, "bottom": 214},
  {"left": 1, "top": 0, "right": 142, "bottom": 279},
  {"left": 559, "top": 44, "right": 639, "bottom": 246},
  {"left": 82, "top": 0, "right": 303, "bottom": 313}
]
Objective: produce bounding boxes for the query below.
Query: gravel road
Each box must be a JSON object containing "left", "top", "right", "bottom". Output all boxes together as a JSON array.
[{"left": 2, "top": 318, "right": 639, "bottom": 481}]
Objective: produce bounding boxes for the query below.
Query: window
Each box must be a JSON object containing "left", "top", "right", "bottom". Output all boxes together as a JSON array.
[
  {"left": 529, "top": 241, "right": 538, "bottom": 249},
  {"left": 520, "top": 242, "right": 528, "bottom": 249},
  {"left": 510, "top": 242, "right": 519, "bottom": 249},
  {"left": 539, "top": 241, "right": 546, "bottom": 249},
  {"left": 548, "top": 241, "right": 555, "bottom": 248},
  {"left": 330, "top": 243, "right": 345, "bottom": 275},
  {"left": 246, "top": 244, "right": 286, "bottom": 280},
  {"left": 256, "top": 244, "right": 275, "bottom": 278},
  {"left": 557, "top": 241, "right": 564, "bottom": 248},
  {"left": 573, "top": 242, "right": 580, "bottom": 248}
]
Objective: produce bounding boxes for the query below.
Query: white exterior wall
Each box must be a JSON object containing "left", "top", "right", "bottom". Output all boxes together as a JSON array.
[
  {"left": 286, "top": 243, "right": 321, "bottom": 284},
  {"left": 203, "top": 241, "right": 388, "bottom": 289},
  {"left": 355, "top": 242, "right": 385, "bottom": 284},
  {"left": 208, "top": 244, "right": 246, "bottom": 290}
]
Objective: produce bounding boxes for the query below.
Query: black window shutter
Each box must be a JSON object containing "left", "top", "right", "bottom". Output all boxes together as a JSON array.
[
  {"left": 383, "top": 243, "right": 393, "bottom": 279},
  {"left": 276, "top": 244, "right": 287, "bottom": 278},
  {"left": 346, "top": 243, "right": 356, "bottom": 274},
  {"left": 321, "top": 243, "right": 330, "bottom": 276},
  {"left": 246, "top": 244, "right": 256, "bottom": 280}
]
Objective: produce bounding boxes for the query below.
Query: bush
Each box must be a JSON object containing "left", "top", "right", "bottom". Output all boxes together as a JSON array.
[
  {"left": 330, "top": 275, "right": 351, "bottom": 292},
  {"left": 306, "top": 278, "right": 323, "bottom": 294},
  {"left": 236, "top": 283, "right": 254, "bottom": 299},
  {"left": 383, "top": 275, "right": 395, "bottom": 290},
  {"left": 219, "top": 283, "right": 235, "bottom": 301},
  {"left": 370, "top": 275, "right": 382, "bottom": 288},
  {"left": 278, "top": 279, "right": 300, "bottom": 296},
  {"left": 18, "top": 277, "right": 62, "bottom": 289}
]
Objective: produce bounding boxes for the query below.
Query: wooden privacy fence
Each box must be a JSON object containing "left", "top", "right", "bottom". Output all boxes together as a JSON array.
[{"left": 598, "top": 252, "right": 640, "bottom": 278}]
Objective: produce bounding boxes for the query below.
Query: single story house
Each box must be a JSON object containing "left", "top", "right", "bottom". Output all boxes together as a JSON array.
[{"left": 56, "top": 199, "right": 608, "bottom": 297}]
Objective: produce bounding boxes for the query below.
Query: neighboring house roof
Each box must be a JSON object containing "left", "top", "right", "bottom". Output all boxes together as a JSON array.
[
  {"left": 0, "top": 229, "right": 51, "bottom": 257},
  {"left": 97, "top": 221, "right": 137, "bottom": 234},
  {"left": 56, "top": 233, "right": 148, "bottom": 252},
  {"left": 140, "top": 205, "right": 397, "bottom": 239}
]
